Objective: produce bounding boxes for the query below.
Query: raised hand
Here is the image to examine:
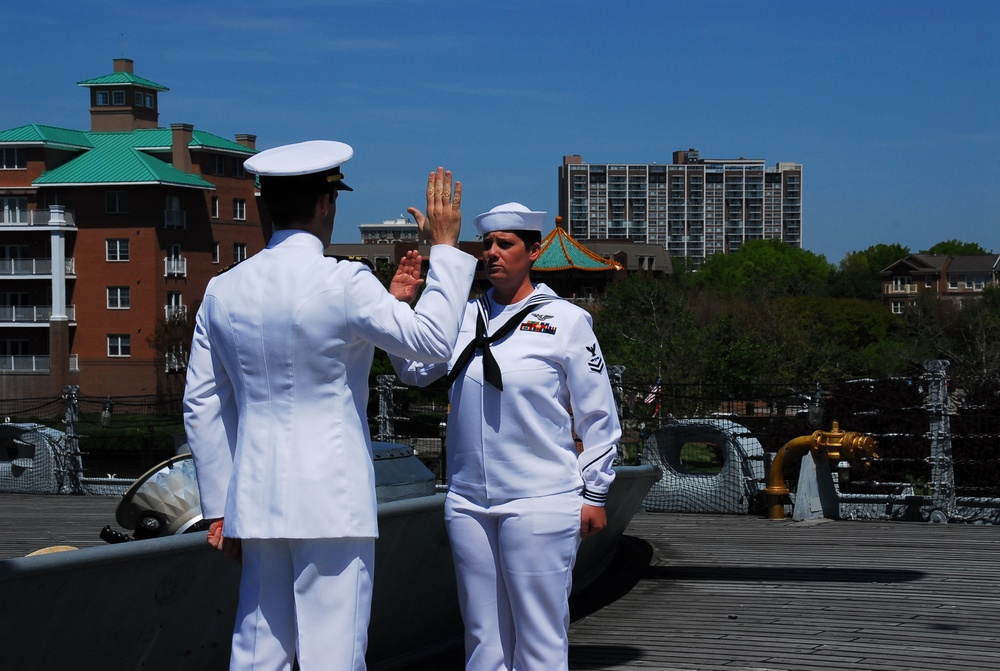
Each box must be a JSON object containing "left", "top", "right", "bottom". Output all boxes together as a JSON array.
[
  {"left": 389, "top": 249, "right": 424, "bottom": 304},
  {"left": 407, "top": 167, "right": 461, "bottom": 247}
]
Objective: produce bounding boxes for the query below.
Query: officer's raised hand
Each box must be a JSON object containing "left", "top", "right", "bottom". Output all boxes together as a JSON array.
[{"left": 408, "top": 167, "right": 461, "bottom": 247}]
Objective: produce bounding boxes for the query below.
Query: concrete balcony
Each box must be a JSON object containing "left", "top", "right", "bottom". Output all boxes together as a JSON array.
[{"left": 0, "top": 208, "right": 76, "bottom": 228}]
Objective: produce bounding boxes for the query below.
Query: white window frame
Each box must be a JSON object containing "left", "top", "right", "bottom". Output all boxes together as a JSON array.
[
  {"left": 233, "top": 243, "right": 247, "bottom": 263},
  {"left": 95, "top": 90, "right": 110, "bottom": 106},
  {"left": 145, "top": 94, "right": 154, "bottom": 109},
  {"left": 212, "top": 242, "right": 220, "bottom": 264},
  {"left": 106, "top": 238, "right": 130, "bottom": 262},
  {"left": 112, "top": 90, "right": 126, "bottom": 106},
  {"left": 233, "top": 199, "right": 246, "bottom": 221},
  {"left": 211, "top": 196, "right": 219, "bottom": 219},
  {"left": 107, "top": 287, "right": 130, "bottom": 309},
  {"left": 107, "top": 334, "right": 131, "bottom": 357},
  {"left": 1, "top": 148, "right": 26, "bottom": 170},
  {"left": 134, "top": 92, "right": 144, "bottom": 107}
]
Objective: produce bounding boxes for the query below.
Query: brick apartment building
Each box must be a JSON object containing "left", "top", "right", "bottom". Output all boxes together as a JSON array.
[{"left": 0, "top": 58, "right": 263, "bottom": 400}]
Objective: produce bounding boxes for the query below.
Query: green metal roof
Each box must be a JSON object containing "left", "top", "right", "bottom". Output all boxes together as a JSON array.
[
  {"left": 0, "top": 124, "right": 94, "bottom": 150},
  {"left": 130, "top": 127, "right": 256, "bottom": 155},
  {"left": 534, "top": 227, "right": 623, "bottom": 272},
  {"left": 77, "top": 72, "right": 169, "bottom": 91},
  {"left": 33, "top": 132, "right": 215, "bottom": 189},
  {"left": 0, "top": 121, "right": 255, "bottom": 189}
]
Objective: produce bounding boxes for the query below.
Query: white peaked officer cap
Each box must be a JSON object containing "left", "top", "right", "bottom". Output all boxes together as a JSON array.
[
  {"left": 244, "top": 140, "right": 354, "bottom": 191},
  {"left": 474, "top": 202, "right": 546, "bottom": 235}
]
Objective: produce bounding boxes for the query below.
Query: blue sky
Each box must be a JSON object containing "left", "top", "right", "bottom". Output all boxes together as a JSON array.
[{"left": 4, "top": 0, "right": 998, "bottom": 265}]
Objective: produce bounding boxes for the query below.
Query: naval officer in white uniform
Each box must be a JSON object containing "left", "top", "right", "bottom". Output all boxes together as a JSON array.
[
  {"left": 183, "top": 140, "right": 476, "bottom": 671},
  {"left": 390, "top": 203, "right": 621, "bottom": 671}
]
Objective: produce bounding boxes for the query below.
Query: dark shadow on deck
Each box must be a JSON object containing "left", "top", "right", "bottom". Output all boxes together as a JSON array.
[
  {"left": 643, "top": 565, "right": 924, "bottom": 583},
  {"left": 570, "top": 535, "right": 654, "bottom": 621},
  {"left": 569, "top": 644, "right": 646, "bottom": 669}
]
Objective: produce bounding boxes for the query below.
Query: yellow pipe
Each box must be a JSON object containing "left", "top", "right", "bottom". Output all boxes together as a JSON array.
[
  {"left": 766, "top": 421, "right": 879, "bottom": 520},
  {"left": 765, "top": 434, "right": 816, "bottom": 520}
]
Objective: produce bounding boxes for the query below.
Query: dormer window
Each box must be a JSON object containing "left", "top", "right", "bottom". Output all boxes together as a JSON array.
[
  {"left": 96, "top": 90, "right": 110, "bottom": 106},
  {"left": 112, "top": 90, "right": 126, "bottom": 106}
]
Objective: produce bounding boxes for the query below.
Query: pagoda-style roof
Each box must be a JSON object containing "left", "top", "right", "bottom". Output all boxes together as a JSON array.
[{"left": 534, "top": 226, "right": 623, "bottom": 272}]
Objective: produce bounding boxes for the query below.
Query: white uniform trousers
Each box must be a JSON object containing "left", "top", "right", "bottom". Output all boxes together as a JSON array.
[
  {"left": 231, "top": 537, "right": 375, "bottom": 671},
  {"left": 445, "top": 489, "right": 583, "bottom": 671}
]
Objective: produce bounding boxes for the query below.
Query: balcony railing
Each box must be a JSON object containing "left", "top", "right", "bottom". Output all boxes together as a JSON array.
[
  {"left": 0, "top": 355, "right": 50, "bottom": 372},
  {"left": 0, "top": 258, "right": 76, "bottom": 276},
  {"left": 0, "top": 209, "right": 76, "bottom": 227},
  {"left": 886, "top": 285, "right": 919, "bottom": 295},
  {"left": 0, "top": 353, "right": 79, "bottom": 373},
  {"left": 164, "top": 210, "right": 187, "bottom": 229},
  {"left": 165, "top": 351, "right": 188, "bottom": 373},
  {"left": 164, "top": 305, "right": 188, "bottom": 321},
  {"left": 164, "top": 257, "right": 187, "bottom": 277},
  {"left": 0, "top": 305, "right": 76, "bottom": 323}
]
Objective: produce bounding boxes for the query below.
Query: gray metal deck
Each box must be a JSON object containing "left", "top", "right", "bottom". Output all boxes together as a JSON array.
[{"left": 2, "top": 494, "right": 997, "bottom": 670}]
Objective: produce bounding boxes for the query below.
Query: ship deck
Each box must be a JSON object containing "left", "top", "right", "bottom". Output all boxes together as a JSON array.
[{"left": 2, "top": 493, "right": 997, "bottom": 671}]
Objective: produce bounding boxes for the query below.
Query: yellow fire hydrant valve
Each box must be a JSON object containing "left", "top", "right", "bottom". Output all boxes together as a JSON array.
[{"left": 766, "top": 421, "right": 879, "bottom": 520}]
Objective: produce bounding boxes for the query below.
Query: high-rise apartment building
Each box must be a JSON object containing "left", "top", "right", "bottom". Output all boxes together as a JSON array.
[{"left": 558, "top": 149, "right": 802, "bottom": 265}]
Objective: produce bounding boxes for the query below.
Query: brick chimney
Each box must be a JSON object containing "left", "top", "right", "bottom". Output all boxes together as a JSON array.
[
  {"left": 235, "top": 134, "right": 257, "bottom": 150},
  {"left": 113, "top": 58, "right": 134, "bottom": 74},
  {"left": 171, "top": 123, "right": 194, "bottom": 173}
]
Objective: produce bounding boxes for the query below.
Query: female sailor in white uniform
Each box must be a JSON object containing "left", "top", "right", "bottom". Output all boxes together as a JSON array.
[{"left": 391, "top": 203, "right": 621, "bottom": 671}]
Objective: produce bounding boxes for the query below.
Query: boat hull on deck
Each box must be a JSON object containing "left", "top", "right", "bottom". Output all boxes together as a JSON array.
[{"left": 0, "top": 465, "right": 660, "bottom": 670}]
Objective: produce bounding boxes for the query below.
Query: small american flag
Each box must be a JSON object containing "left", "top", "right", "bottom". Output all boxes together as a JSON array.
[{"left": 644, "top": 377, "right": 661, "bottom": 405}]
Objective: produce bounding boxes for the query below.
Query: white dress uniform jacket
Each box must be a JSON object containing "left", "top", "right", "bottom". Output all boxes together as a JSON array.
[
  {"left": 392, "top": 283, "right": 620, "bottom": 504},
  {"left": 183, "top": 229, "right": 476, "bottom": 539}
]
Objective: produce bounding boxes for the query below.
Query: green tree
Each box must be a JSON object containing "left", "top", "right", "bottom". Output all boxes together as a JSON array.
[
  {"left": 782, "top": 295, "right": 912, "bottom": 378},
  {"left": 592, "top": 273, "right": 699, "bottom": 384},
  {"left": 694, "top": 239, "right": 834, "bottom": 297},
  {"left": 830, "top": 243, "right": 910, "bottom": 300},
  {"left": 905, "top": 286, "right": 1000, "bottom": 379},
  {"left": 921, "top": 240, "right": 988, "bottom": 255}
]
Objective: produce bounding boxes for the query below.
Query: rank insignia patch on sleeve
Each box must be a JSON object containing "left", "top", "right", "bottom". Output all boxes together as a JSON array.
[{"left": 586, "top": 343, "right": 605, "bottom": 374}]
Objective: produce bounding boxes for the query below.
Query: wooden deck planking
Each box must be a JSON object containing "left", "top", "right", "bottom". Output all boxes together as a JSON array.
[
  {"left": 562, "top": 513, "right": 999, "bottom": 671},
  {"left": 2, "top": 494, "right": 999, "bottom": 670}
]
